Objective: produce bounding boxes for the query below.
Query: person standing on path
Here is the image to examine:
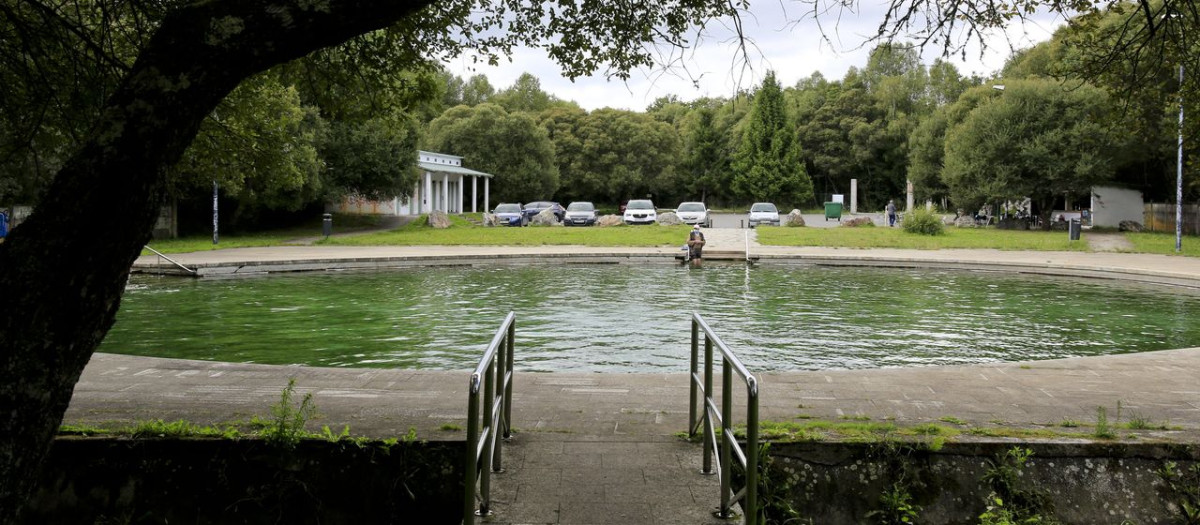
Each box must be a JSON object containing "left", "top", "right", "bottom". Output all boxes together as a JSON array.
[
  {"left": 687, "top": 224, "right": 706, "bottom": 267},
  {"left": 886, "top": 200, "right": 897, "bottom": 227}
]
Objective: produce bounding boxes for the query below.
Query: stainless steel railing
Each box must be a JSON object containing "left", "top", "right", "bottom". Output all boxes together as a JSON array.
[
  {"left": 688, "top": 312, "right": 760, "bottom": 522},
  {"left": 143, "top": 245, "right": 197, "bottom": 275},
  {"left": 463, "top": 312, "right": 515, "bottom": 524}
]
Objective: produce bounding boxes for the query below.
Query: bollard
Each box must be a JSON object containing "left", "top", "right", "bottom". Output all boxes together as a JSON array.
[
  {"left": 1068, "top": 219, "right": 1081, "bottom": 241},
  {"left": 322, "top": 213, "right": 332, "bottom": 237}
]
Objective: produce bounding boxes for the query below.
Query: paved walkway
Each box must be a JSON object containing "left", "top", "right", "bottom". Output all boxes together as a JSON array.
[{"left": 111, "top": 243, "right": 1200, "bottom": 523}]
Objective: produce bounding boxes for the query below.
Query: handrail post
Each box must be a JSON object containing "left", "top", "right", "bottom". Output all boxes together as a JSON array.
[
  {"left": 719, "top": 359, "right": 734, "bottom": 518},
  {"left": 492, "top": 334, "right": 506, "bottom": 472},
  {"left": 689, "top": 317, "right": 699, "bottom": 437},
  {"left": 745, "top": 378, "right": 759, "bottom": 523},
  {"left": 464, "top": 376, "right": 480, "bottom": 525},
  {"left": 479, "top": 358, "right": 496, "bottom": 516},
  {"left": 702, "top": 334, "right": 715, "bottom": 475},
  {"left": 504, "top": 319, "right": 515, "bottom": 440}
]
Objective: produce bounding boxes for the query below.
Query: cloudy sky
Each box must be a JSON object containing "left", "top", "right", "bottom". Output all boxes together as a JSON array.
[{"left": 441, "top": 3, "right": 1067, "bottom": 112}]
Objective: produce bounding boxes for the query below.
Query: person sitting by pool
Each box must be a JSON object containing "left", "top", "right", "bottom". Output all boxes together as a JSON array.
[{"left": 687, "top": 224, "right": 705, "bottom": 267}]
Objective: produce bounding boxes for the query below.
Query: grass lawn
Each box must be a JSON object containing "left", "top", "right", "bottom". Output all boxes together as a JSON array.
[
  {"left": 141, "top": 213, "right": 385, "bottom": 255},
  {"left": 755, "top": 225, "right": 1089, "bottom": 251},
  {"left": 322, "top": 214, "right": 689, "bottom": 247},
  {"left": 1124, "top": 231, "right": 1200, "bottom": 256}
]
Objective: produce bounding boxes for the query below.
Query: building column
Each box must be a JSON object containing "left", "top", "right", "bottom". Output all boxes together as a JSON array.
[
  {"left": 484, "top": 178, "right": 490, "bottom": 212},
  {"left": 850, "top": 179, "right": 858, "bottom": 214},
  {"left": 472, "top": 176, "right": 478, "bottom": 213},
  {"left": 442, "top": 175, "right": 449, "bottom": 213},
  {"left": 457, "top": 178, "right": 464, "bottom": 214},
  {"left": 423, "top": 172, "right": 432, "bottom": 214},
  {"left": 411, "top": 182, "right": 420, "bottom": 214}
]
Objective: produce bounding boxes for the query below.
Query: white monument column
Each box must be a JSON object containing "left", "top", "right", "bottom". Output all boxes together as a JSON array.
[
  {"left": 472, "top": 176, "right": 478, "bottom": 213},
  {"left": 423, "top": 172, "right": 432, "bottom": 214},
  {"left": 484, "top": 178, "right": 490, "bottom": 212},
  {"left": 411, "top": 182, "right": 419, "bottom": 214},
  {"left": 457, "top": 178, "right": 464, "bottom": 214},
  {"left": 906, "top": 179, "right": 914, "bottom": 212},
  {"left": 442, "top": 175, "right": 449, "bottom": 212},
  {"left": 850, "top": 179, "right": 858, "bottom": 214}
]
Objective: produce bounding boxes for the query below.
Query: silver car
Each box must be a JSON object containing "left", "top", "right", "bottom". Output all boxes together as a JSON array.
[
  {"left": 564, "top": 201, "right": 598, "bottom": 226},
  {"left": 675, "top": 202, "right": 711, "bottom": 227},
  {"left": 748, "top": 202, "right": 780, "bottom": 227}
]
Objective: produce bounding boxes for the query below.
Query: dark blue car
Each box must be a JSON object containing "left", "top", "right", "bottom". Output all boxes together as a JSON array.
[
  {"left": 522, "top": 201, "right": 565, "bottom": 223},
  {"left": 493, "top": 203, "right": 526, "bottom": 226}
]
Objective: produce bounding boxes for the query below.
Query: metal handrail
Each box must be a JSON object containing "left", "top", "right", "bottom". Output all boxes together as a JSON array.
[
  {"left": 143, "top": 245, "right": 197, "bottom": 275},
  {"left": 463, "top": 312, "right": 515, "bottom": 524},
  {"left": 688, "top": 313, "right": 760, "bottom": 522}
]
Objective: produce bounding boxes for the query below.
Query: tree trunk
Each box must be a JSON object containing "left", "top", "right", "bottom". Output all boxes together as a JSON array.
[{"left": 0, "top": 0, "right": 432, "bottom": 521}]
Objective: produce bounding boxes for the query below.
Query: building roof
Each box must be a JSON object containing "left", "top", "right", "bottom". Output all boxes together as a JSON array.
[{"left": 417, "top": 161, "right": 493, "bottom": 179}]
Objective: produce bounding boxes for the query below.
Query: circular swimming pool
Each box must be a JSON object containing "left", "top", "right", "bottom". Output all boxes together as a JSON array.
[{"left": 102, "top": 265, "right": 1200, "bottom": 372}]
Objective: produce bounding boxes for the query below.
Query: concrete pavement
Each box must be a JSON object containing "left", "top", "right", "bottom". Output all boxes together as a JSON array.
[{"left": 109, "top": 240, "right": 1200, "bottom": 523}]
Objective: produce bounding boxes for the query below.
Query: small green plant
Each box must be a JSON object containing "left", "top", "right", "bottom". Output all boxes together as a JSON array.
[
  {"left": 130, "top": 419, "right": 239, "bottom": 439},
  {"left": 402, "top": 427, "right": 418, "bottom": 444},
  {"left": 262, "top": 378, "right": 317, "bottom": 449},
  {"left": 1094, "top": 406, "right": 1115, "bottom": 439},
  {"left": 1058, "top": 419, "right": 1080, "bottom": 428},
  {"left": 902, "top": 208, "right": 945, "bottom": 236},
  {"left": 939, "top": 416, "right": 967, "bottom": 425},
  {"left": 1159, "top": 460, "right": 1200, "bottom": 524},
  {"left": 840, "top": 414, "right": 872, "bottom": 421},
  {"left": 980, "top": 447, "right": 1059, "bottom": 524},
  {"left": 439, "top": 423, "right": 463, "bottom": 432},
  {"left": 734, "top": 443, "right": 803, "bottom": 525},
  {"left": 866, "top": 481, "right": 921, "bottom": 524},
  {"left": 320, "top": 424, "right": 351, "bottom": 442}
]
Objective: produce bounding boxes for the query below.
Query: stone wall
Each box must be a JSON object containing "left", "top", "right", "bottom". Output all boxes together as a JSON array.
[
  {"left": 768, "top": 441, "right": 1199, "bottom": 524},
  {"left": 25, "top": 437, "right": 464, "bottom": 525}
]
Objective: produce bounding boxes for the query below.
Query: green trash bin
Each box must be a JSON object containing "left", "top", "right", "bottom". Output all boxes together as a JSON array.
[{"left": 824, "top": 202, "right": 842, "bottom": 222}]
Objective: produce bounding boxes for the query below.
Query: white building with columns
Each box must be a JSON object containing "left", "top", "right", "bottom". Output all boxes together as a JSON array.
[{"left": 331, "top": 150, "right": 494, "bottom": 216}]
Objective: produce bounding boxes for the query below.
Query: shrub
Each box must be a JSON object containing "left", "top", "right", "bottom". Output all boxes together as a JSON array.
[{"left": 903, "top": 208, "right": 945, "bottom": 236}]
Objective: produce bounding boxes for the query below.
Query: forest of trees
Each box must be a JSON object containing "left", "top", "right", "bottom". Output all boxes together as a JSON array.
[{"left": 1, "top": 4, "right": 1195, "bottom": 229}]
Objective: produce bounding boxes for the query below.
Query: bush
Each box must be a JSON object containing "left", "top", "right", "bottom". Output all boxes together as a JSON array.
[{"left": 903, "top": 208, "right": 945, "bottom": 236}]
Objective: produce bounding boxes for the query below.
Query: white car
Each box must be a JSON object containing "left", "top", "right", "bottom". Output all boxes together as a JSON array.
[
  {"left": 675, "top": 202, "right": 711, "bottom": 227},
  {"left": 748, "top": 202, "right": 780, "bottom": 227},
  {"left": 623, "top": 199, "right": 657, "bottom": 225}
]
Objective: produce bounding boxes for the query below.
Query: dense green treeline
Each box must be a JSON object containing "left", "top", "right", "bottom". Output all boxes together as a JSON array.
[{"left": 1, "top": 1, "right": 1195, "bottom": 225}]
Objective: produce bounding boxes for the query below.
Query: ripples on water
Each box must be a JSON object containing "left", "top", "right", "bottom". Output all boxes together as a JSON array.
[{"left": 104, "top": 265, "right": 1200, "bottom": 373}]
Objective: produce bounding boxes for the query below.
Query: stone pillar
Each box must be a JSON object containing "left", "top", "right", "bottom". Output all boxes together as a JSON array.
[
  {"left": 484, "top": 178, "right": 490, "bottom": 212},
  {"left": 412, "top": 182, "right": 420, "bottom": 214},
  {"left": 442, "top": 175, "right": 449, "bottom": 212},
  {"left": 423, "top": 172, "right": 432, "bottom": 214},
  {"left": 850, "top": 179, "right": 858, "bottom": 214},
  {"left": 906, "top": 179, "right": 914, "bottom": 212},
  {"left": 472, "top": 176, "right": 478, "bottom": 213},
  {"left": 457, "top": 178, "right": 464, "bottom": 214}
]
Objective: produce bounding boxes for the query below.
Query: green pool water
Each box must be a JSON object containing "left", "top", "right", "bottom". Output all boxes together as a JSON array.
[{"left": 102, "top": 265, "right": 1200, "bottom": 372}]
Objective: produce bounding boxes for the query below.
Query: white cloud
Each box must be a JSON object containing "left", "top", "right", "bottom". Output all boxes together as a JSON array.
[{"left": 441, "top": 3, "right": 1067, "bottom": 112}]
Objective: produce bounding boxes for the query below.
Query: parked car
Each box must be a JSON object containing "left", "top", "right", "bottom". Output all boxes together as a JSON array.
[
  {"left": 522, "top": 201, "right": 565, "bottom": 222},
  {"left": 748, "top": 202, "right": 780, "bottom": 227},
  {"left": 493, "top": 203, "right": 526, "bottom": 226},
  {"left": 622, "top": 199, "right": 657, "bottom": 225},
  {"left": 675, "top": 202, "right": 711, "bottom": 227},
  {"left": 564, "top": 201, "right": 598, "bottom": 226}
]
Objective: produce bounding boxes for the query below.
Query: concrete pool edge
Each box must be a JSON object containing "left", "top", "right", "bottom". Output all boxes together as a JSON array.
[{"left": 133, "top": 245, "right": 1200, "bottom": 288}]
